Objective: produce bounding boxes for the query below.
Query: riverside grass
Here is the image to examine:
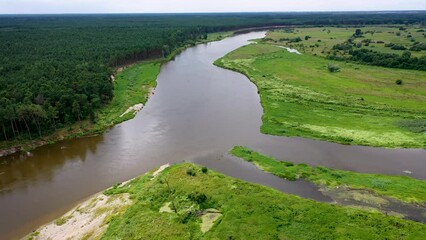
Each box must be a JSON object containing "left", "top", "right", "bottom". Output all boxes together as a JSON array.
[
  {"left": 215, "top": 42, "right": 426, "bottom": 148},
  {"left": 93, "top": 62, "right": 160, "bottom": 130},
  {"left": 231, "top": 146, "right": 426, "bottom": 204},
  {"left": 100, "top": 163, "right": 426, "bottom": 240}
]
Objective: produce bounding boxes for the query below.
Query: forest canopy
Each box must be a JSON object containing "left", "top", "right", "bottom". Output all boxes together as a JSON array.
[{"left": 0, "top": 12, "right": 425, "bottom": 141}]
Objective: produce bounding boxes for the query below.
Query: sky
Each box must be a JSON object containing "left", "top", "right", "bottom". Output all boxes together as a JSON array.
[{"left": 0, "top": 0, "right": 425, "bottom": 14}]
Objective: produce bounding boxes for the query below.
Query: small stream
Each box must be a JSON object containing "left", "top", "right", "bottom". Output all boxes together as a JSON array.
[{"left": 1, "top": 31, "right": 425, "bottom": 239}]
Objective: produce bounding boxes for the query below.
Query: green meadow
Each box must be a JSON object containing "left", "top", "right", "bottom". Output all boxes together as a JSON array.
[
  {"left": 265, "top": 26, "right": 426, "bottom": 57},
  {"left": 101, "top": 163, "right": 426, "bottom": 239},
  {"left": 215, "top": 40, "right": 426, "bottom": 148}
]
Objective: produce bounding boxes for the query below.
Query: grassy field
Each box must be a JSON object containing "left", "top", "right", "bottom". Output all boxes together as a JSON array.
[
  {"left": 98, "top": 163, "right": 426, "bottom": 239},
  {"left": 265, "top": 26, "right": 426, "bottom": 57},
  {"left": 215, "top": 41, "right": 426, "bottom": 148},
  {"left": 231, "top": 146, "right": 426, "bottom": 204}
]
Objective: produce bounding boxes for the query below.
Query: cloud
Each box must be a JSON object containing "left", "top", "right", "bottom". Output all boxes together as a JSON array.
[{"left": 0, "top": 0, "right": 425, "bottom": 14}]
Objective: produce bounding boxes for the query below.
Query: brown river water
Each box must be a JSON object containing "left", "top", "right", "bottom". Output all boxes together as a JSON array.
[{"left": 0, "top": 32, "right": 425, "bottom": 239}]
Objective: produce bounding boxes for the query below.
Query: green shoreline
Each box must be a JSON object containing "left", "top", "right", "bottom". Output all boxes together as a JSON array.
[
  {"left": 0, "top": 31, "right": 233, "bottom": 156},
  {"left": 26, "top": 163, "right": 426, "bottom": 240},
  {"left": 230, "top": 146, "right": 426, "bottom": 204},
  {"left": 214, "top": 40, "right": 426, "bottom": 149}
]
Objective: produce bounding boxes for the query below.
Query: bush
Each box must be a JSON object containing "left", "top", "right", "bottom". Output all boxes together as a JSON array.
[
  {"left": 327, "top": 63, "right": 341, "bottom": 73},
  {"left": 333, "top": 43, "right": 353, "bottom": 51},
  {"left": 395, "top": 79, "right": 403, "bottom": 85},
  {"left": 188, "top": 192, "right": 207, "bottom": 204},
  {"left": 288, "top": 37, "right": 302, "bottom": 43},
  {"left": 282, "top": 161, "right": 294, "bottom": 167},
  {"left": 410, "top": 42, "right": 426, "bottom": 51},
  {"left": 353, "top": 29, "right": 363, "bottom": 37},
  {"left": 201, "top": 166, "right": 208, "bottom": 173},
  {"left": 390, "top": 44, "right": 407, "bottom": 50},
  {"left": 186, "top": 167, "right": 196, "bottom": 176}
]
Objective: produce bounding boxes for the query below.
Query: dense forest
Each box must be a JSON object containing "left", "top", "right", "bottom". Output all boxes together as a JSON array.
[{"left": 1, "top": 12, "right": 425, "bottom": 142}]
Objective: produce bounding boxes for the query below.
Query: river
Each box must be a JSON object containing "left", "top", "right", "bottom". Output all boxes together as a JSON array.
[{"left": 1, "top": 31, "right": 425, "bottom": 239}]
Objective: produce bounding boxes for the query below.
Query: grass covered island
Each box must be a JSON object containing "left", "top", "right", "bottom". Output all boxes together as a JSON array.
[
  {"left": 27, "top": 163, "right": 426, "bottom": 240},
  {"left": 215, "top": 26, "right": 426, "bottom": 148},
  {"left": 231, "top": 146, "right": 426, "bottom": 204}
]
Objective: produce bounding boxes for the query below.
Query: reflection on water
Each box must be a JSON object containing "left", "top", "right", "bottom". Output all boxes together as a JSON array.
[
  {"left": 0, "top": 136, "right": 104, "bottom": 191},
  {"left": 1, "top": 31, "right": 425, "bottom": 239}
]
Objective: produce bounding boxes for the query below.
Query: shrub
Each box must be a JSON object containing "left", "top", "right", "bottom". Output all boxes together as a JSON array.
[
  {"left": 186, "top": 167, "right": 196, "bottom": 176},
  {"left": 188, "top": 192, "right": 207, "bottom": 204},
  {"left": 390, "top": 44, "right": 407, "bottom": 50},
  {"left": 288, "top": 37, "right": 302, "bottom": 43},
  {"left": 410, "top": 42, "right": 426, "bottom": 51},
  {"left": 282, "top": 161, "right": 294, "bottom": 167},
  {"left": 353, "top": 29, "right": 363, "bottom": 38},
  {"left": 201, "top": 166, "right": 208, "bottom": 173},
  {"left": 327, "top": 63, "right": 341, "bottom": 73},
  {"left": 395, "top": 79, "right": 403, "bottom": 85},
  {"left": 333, "top": 43, "right": 353, "bottom": 51}
]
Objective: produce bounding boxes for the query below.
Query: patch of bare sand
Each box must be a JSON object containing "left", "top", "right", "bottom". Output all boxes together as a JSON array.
[{"left": 26, "top": 193, "right": 131, "bottom": 240}]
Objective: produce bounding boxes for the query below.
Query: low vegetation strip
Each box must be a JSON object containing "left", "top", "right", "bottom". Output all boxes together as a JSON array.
[
  {"left": 231, "top": 146, "right": 426, "bottom": 204},
  {"left": 30, "top": 163, "right": 426, "bottom": 239},
  {"left": 215, "top": 42, "right": 426, "bottom": 148},
  {"left": 93, "top": 62, "right": 160, "bottom": 131}
]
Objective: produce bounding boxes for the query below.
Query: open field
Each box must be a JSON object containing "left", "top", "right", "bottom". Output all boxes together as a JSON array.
[
  {"left": 265, "top": 26, "right": 426, "bottom": 58},
  {"left": 215, "top": 41, "right": 426, "bottom": 148},
  {"left": 28, "top": 163, "right": 426, "bottom": 239},
  {"left": 231, "top": 146, "right": 426, "bottom": 204}
]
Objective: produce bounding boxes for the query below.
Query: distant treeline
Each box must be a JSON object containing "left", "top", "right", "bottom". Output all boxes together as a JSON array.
[{"left": 0, "top": 12, "right": 425, "bottom": 141}]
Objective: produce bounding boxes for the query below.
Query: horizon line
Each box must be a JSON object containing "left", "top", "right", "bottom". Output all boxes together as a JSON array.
[{"left": 0, "top": 10, "right": 425, "bottom": 15}]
